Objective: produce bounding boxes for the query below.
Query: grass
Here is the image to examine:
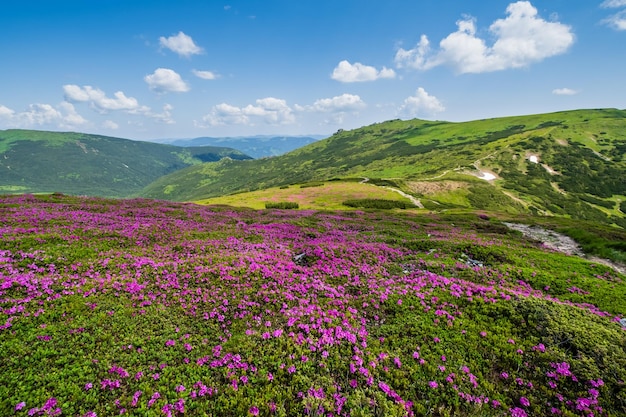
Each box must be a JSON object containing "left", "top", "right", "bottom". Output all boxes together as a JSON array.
[
  {"left": 196, "top": 181, "right": 415, "bottom": 210},
  {"left": 1, "top": 194, "right": 626, "bottom": 416},
  {"left": 140, "top": 109, "right": 626, "bottom": 231},
  {"left": 0, "top": 129, "right": 251, "bottom": 198}
]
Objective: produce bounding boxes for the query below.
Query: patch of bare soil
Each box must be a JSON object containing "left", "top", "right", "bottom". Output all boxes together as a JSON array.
[
  {"left": 407, "top": 180, "right": 467, "bottom": 195},
  {"left": 504, "top": 222, "right": 585, "bottom": 256},
  {"left": 501, "top": 191, "right": 529, "bottom": 207},
  {"left": 550, "top": 182, "right": 567, "bottom": 195},
  {"left": 504, "top": 222, "right": 625, "bottom": 275},
  {"left": 542, "top": 164, "right": 561, "bottom": 175}
]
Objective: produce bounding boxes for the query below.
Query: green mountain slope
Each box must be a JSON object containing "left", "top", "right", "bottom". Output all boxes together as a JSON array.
[
  {"left": 140, "top": 108, "right": 626, "bottom": 226},
  {"left": 0, "top": 129, "right": 251, "bottom": 197}
]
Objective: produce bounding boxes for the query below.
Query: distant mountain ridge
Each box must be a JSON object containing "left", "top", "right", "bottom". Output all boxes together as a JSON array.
[
  {"left": 0, "top": 129, "right": 251, "bottom": 197},
  {"left": 157, "top": 135, "right": 324, "bottom": 158},
  {"left": 140, "top": 108, "right": 626, "bottom": 228}
]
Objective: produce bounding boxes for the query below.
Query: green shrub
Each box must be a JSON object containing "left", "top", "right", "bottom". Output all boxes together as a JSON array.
[
  {"left": 578, "top": 194, "right": 615, "bottom": 209},
  {"left": 342, "top": 199, "right": 413, "bottom": 210},
  {"left": 455, "top": 242, "right": 509, "bottom": 265},
  {"left": 368, "top": 178, "right": 401, "bottom": 188},
  {"left": 265, "top": 201, "right": 299, "bottom": 209},
  {"left": 300, "top": 182, "right": 324, "bottom": 189}
]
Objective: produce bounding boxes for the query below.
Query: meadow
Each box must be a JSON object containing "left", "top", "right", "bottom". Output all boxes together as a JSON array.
[
  {"left": 1, "top": 194, "right": 626, "bottom": 416},
  {"left": 195, "top": 181, "right": 412, "bottom": 211}
]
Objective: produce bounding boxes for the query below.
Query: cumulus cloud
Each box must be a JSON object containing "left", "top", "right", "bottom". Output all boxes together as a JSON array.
[
  {"left": 202, "top": 97, "right": 295, "bottom": 126},
  {"left": 398, "top": 87, "right": 445, "bottom": 118},
  {"left": 395, "top": 1, "right": 574, "bottom": 74},
  {"left": 0, "top": 102, "right": 87, "bottom": 129},
  {"left": 308, "top": 93, "right": 366, "bottom": 112},
  {"left": 331, "top": 60, "right": 396, "bottom": 82},
  {"left": 57, "top": 102, "right": 88, "bottom": 127},
  {"left": 552, "top": 87, "right": 578, "bottom": 95},
  {"left": 64, "top": 85, "right": 142, "bottom": 112},
  {"left": 297, "top": 93, "right": 366, "bottom": 125},
  {"left": 0, "top": 105, "right": 15, "bottom": 118},
  {"left": 601, "top": 0, "right": 626, "bottom": 7},
  {"left": 193, "top": 69, "right": 219, "bottom": 80},
  {"left": 601, "top": 0, "right": 626, "bottom": 30},
  {"left": 152, "top": 104, "right": 176, "bottom": 124},
  {"left": 159, "top": 31, "right": 203, "bottom": 57},
  {"left": 63, "top": 84, "right": 175, "bottom": 125},
  {"left": 204, "top": 103, "right": 248, "bottom": 126},
  {"left": 145, "top": 68, "right": 190, "bottom": 93},
  {"left": 102, "top": 120, "right": 119, "bottom": 130}
]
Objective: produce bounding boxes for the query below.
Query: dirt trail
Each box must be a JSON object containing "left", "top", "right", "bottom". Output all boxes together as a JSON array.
[
  {"left": 382, "top": 187, "right": 424, "bottom": 208},
  {"left": 504, "top": 222, "right": 625, "bottom": 275},
  {"left": 360, "top": 178, "right": 424, "bottom": 208}
]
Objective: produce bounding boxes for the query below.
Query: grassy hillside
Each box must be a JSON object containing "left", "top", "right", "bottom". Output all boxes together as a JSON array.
[
  {"left": 141, "top": 109, "right": 626, "bottom": 227},
  {"left": 196, "top": 180, "right": 415, "bottom": 210},
  {"left": 1, "top": 194, "right": 626, "bottom": 416},
  {"left": 0, "top": 129, "right": 251, "bottom": 197}
]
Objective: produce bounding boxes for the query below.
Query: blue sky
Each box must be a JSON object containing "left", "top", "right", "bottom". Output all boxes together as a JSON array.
[{"left": 1, "top": 0, "right": 625, "bottom": 140}]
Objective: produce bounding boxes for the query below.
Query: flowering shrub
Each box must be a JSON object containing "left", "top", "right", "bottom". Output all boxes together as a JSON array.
[{"left": 1, "top": 194, "right": 625, "bottom": 416}]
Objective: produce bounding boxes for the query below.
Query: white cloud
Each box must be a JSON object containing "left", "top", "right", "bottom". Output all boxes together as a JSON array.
[
  {"left": 552, "top": 87, "right": 578, "bottom": 95},
  {"left": 297, "top": 93, "right": 366, "bottom": 125},
  {"left": 0, "top": 105, "right": 15, "bottom": 118},
  {"left": 63, "top": 84, "right": 175, "bottom": 125},
  {"left": 601, "top": 0, "right": 626, "bottom": 7},
  {"left": 102, "top": 120, "right": 119, "bottom": 130},
  {"left": 20, "top": 104, "right": 62, "bottom": 125},
  {"left": 152, "top": 104, "right": 176, "bottom": 124},
  {"left": 331, "top": 60, "right": 396, "bottom": 82},
  {"left": 0, "top": 102, "right": 87, "bottom": 129},
  {"left": 202, "top": 97, "right": 295, "bottom": 126},
  {"left": 204, "top": 103, "right": 249, "bottom": 126},
  {"left": 57, "top": 102, "right": 88, "bottom": 127},
  {"left": 193, "top": 69, "right": 218, "bottom": 80},
  {"left": 144, "top": 68, "right": 190, "bottom": 93},
  {"left": 63, "top": 85, "right": 141, "bottom": 112},
  {"left": 159, "top": 31, "right": 203, "bottom": 57},
  {"left": 601, "top": 3, "right": 626, "bottom": 30},
  {"left": 309, "top": 93, "right": 365, "bottom": 112},
  {"left": 398, "top": 87, "right": 445, "bottom": 118},
  {"left": 199, "top": 94, "right": 367, "bottom": 128},
  {"left": 395, "top": 1, "right": 574, "bottom": 74},
  {"left": 244, "top": 97, "right": 295, "bottom": 124}
]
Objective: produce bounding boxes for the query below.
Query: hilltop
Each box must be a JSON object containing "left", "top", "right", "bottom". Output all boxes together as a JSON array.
[
  {"left": 0, "top": 129, "right": 251, "bottom": 198},
  {"left": 141, "top": 109, "right": 626, "bottom": 228}
]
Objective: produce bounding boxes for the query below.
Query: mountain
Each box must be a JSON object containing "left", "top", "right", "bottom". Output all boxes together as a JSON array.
[
  {"left": 0, "top": 129, "right": 251, "bottom": 198},
  {"left": 158, "top": 135, "right": 324, "bottom": 158},
  {"left": 140, "top": 108, "right": 626, "bottom": 227}
]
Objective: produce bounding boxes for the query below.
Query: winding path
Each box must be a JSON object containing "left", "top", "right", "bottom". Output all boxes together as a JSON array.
[
  {"left": 360, "top": 177, "right": 424, "bottom": 209},
  {"left": 504, "top": 222, "right": 625, "bottom": 275}
]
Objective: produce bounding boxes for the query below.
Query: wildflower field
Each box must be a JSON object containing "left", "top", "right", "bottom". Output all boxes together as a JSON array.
[{"left": 1, "top": 194, "right": 626, "bottom": 416}]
